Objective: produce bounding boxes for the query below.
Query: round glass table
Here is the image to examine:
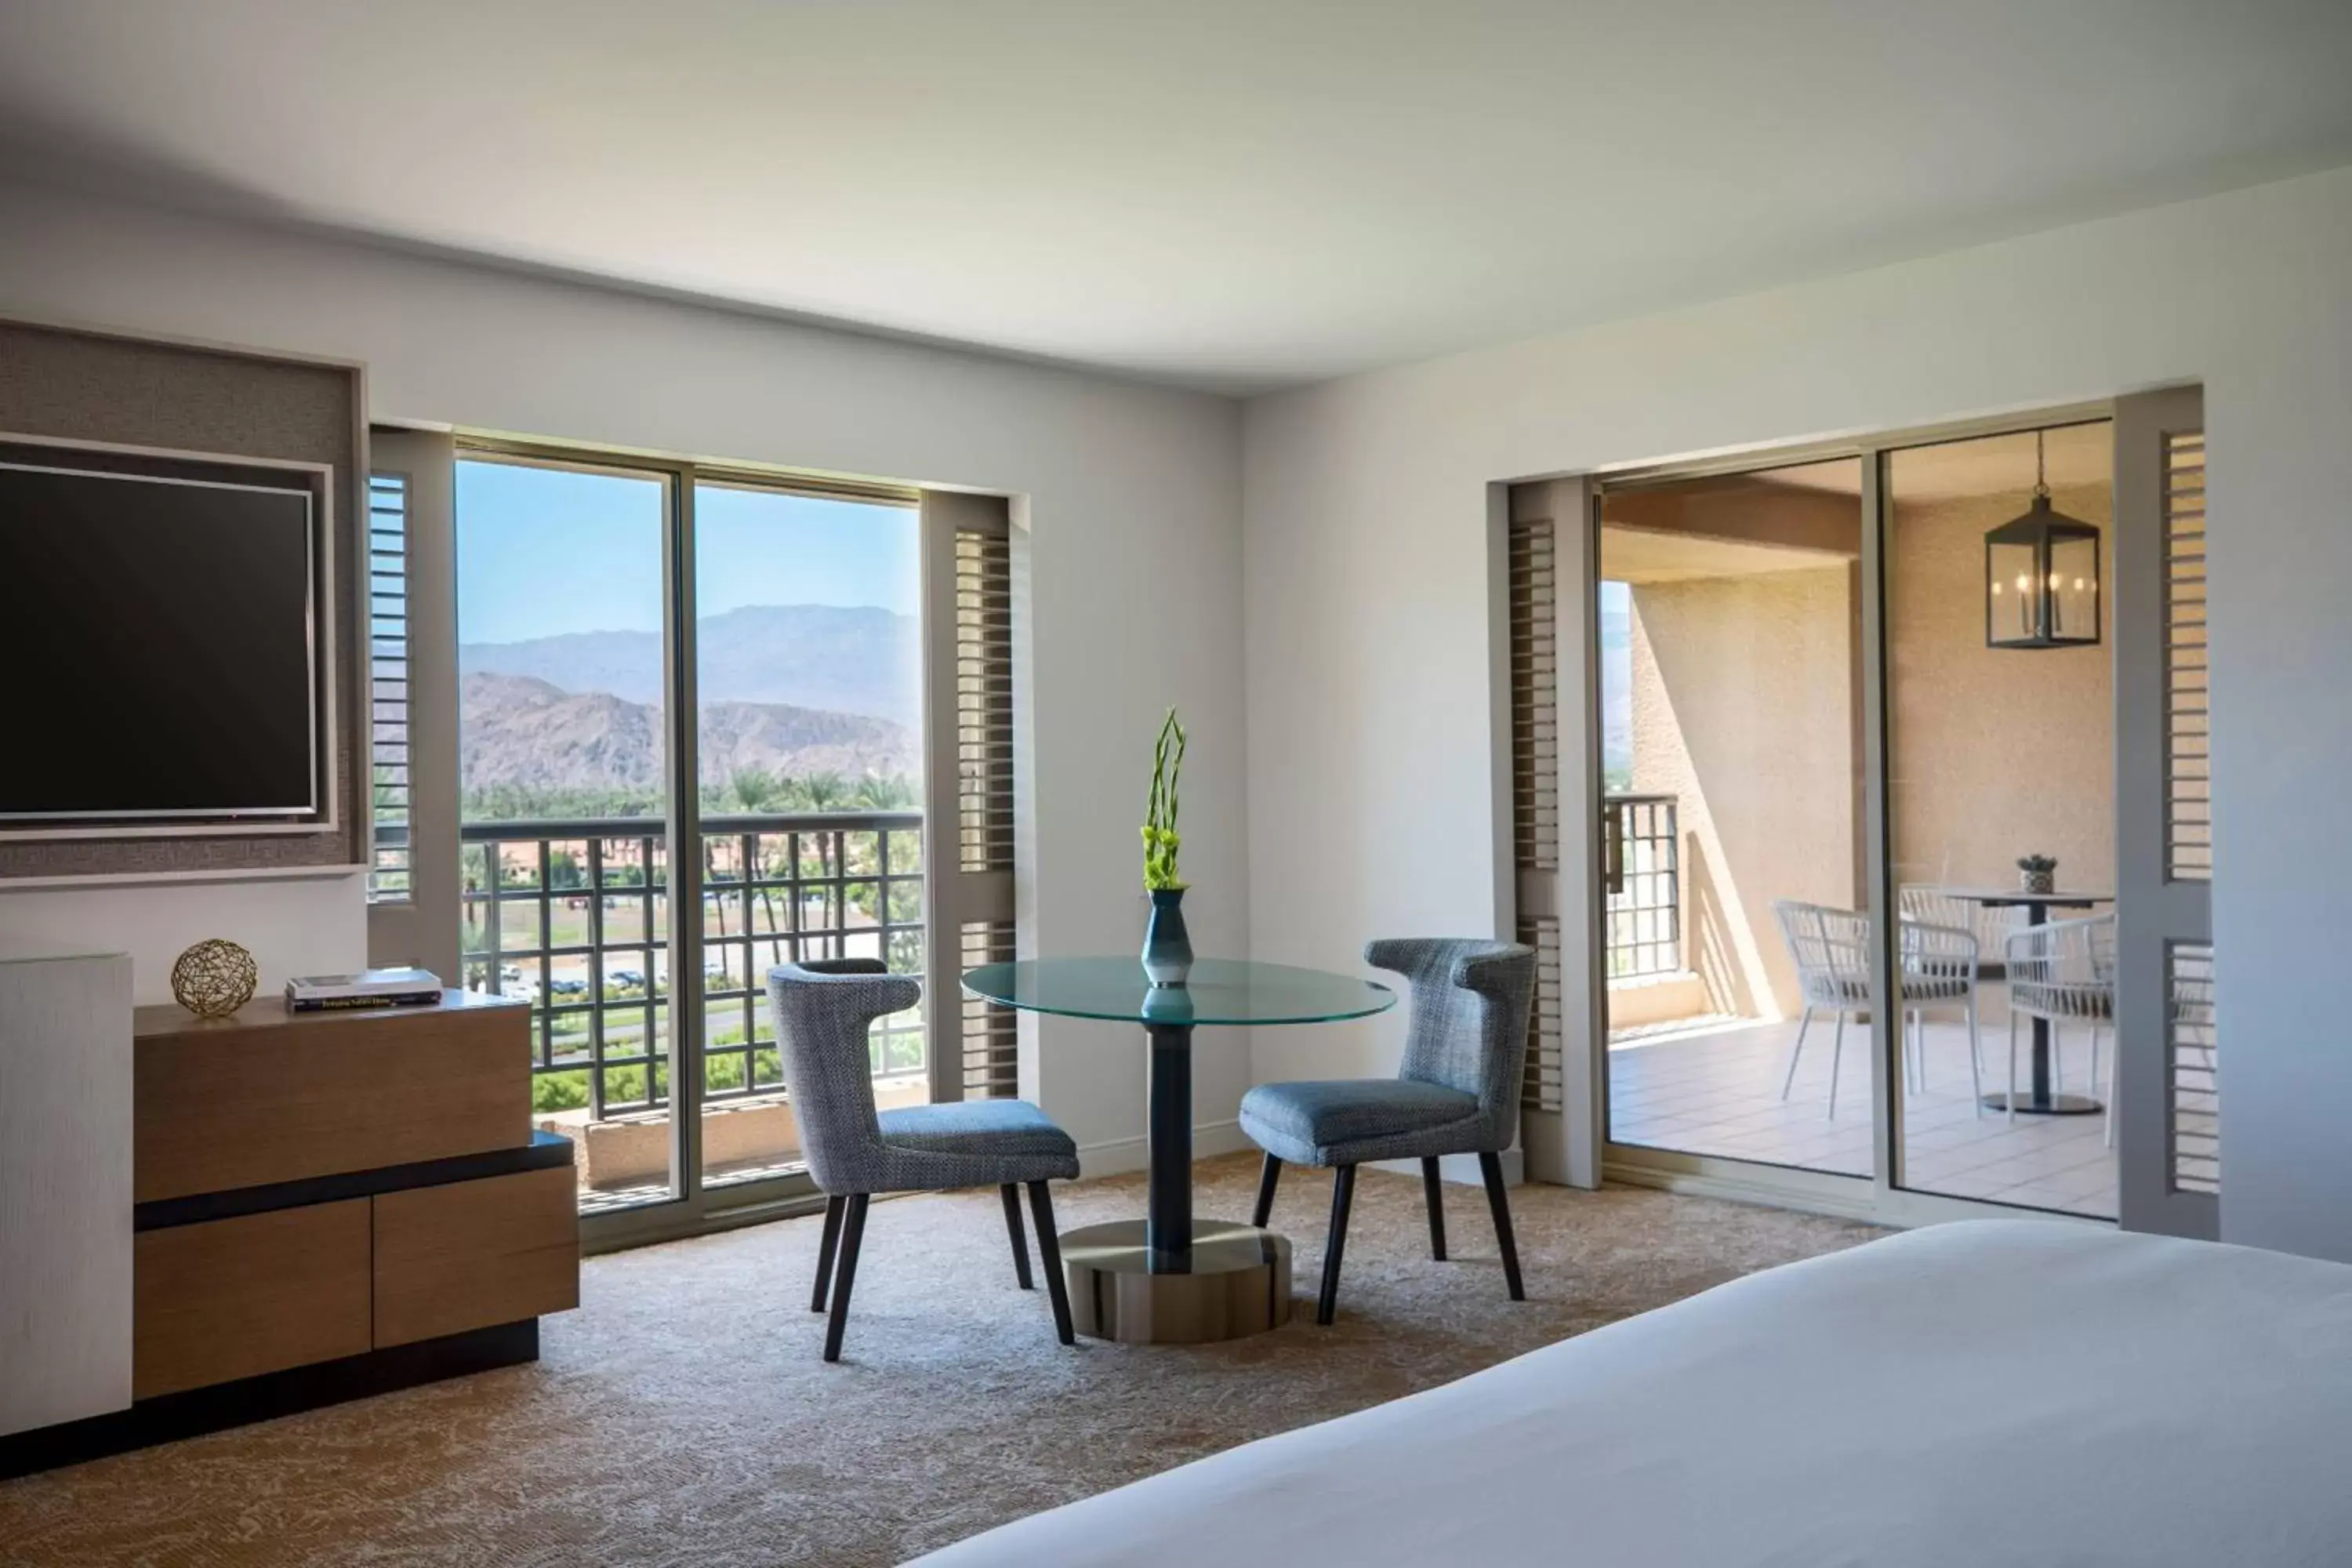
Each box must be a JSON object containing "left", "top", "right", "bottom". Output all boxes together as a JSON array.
[{"left": 962, "top": 956, "right": 1395, "bottom": 1343}]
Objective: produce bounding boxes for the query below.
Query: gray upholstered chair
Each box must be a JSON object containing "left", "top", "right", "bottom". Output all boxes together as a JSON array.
[
  {"left": 768, "top": 958, "right": 1080, "bottom": 1361},
  {"left": 1240, "top": 938, "right": 1536, "bottom": 1325}
]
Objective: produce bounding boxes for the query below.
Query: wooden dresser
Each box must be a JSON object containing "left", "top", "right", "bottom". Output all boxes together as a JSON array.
[{"left": 2, "top": 991, "right": 577, "bottom": 1477}]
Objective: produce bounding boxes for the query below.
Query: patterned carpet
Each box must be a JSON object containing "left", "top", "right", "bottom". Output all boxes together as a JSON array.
[{"left": 0, "top": 1154, "right": 1878, "bottom": 1567}]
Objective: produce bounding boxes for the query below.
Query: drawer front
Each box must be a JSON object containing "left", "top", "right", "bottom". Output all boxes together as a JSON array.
[
  {"left": 136, "top": 1006, "right": 530, "bottom": 1202},
  {"left": 372, "top": 1167, "right": 579, "bottom": 1348},
  {"left": 134, "top": 1201, "right": 372, "bottom": 1399}
]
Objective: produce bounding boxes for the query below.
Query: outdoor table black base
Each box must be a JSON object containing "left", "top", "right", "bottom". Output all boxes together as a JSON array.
[
  {"left": 1942, "top": 889, "right": 2114, "bottom": 1120},
  {"left": 1980, "top": 1091, "right": 2103, "bottom": 1116},
  {"left": 1060, "top": 1218, "right": 1294, "bottom": 1345}
]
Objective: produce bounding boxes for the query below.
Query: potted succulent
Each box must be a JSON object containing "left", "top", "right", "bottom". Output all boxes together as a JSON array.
[
  {"left": 1140, "top": 707, "right": 1192, "bottom": 986},
  {"left": 2017, "top": 853, "right": 2058, "bottom": 896}
]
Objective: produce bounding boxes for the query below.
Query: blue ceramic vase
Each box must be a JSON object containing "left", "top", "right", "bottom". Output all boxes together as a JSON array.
[{"left": 1142, "top": 887, "right": 1193, "bottom": 987}]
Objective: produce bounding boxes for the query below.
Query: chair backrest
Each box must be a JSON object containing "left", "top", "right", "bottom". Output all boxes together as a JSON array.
[
  {"left": 1899, "top": 884, "right": 1973, "bottom": 932},
  {"left": 2004, "top": 913, "right": 2115, "bottom": 1022},
  {"left": 1773, "top": 900, "right": 1872, "bottom": 1009},
  {"left": 1902, "top": 883, "right": 2020, "bottom": 960},
  {"left": 1364, "top": 938, "right": 1536, "bottom": 1152},
  {"left": 1899, "top": 915, "right": 1979, "bottom": 991},
  {"left": 765, "top": 958, "right": 921, "bottom": 1194}
]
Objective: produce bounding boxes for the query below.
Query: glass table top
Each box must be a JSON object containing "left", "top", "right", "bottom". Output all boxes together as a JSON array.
[
  {"left": 960, "top": 956, "right": 1396, "bottom": 1027},
  {"left": 1940, "top": 888, "right": 2114, "bottom": 906}
]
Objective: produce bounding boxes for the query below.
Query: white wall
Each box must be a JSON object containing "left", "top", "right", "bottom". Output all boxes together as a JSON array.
[
  {"left": 0, "top": 873, "right": 364, "bottom": 1007},
  {"left": 1243, "top": 163, "right": 2352, "bottom": 1262},
  {"left": 0, "top": 180, "right": 1247, "bottom": 1168}
]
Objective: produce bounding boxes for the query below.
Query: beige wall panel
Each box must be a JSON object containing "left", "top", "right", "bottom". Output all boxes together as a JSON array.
[
  {"left": 1627, "top": 568, "right": 1857, "bottom": 1017},
  {"left": 1887, "top": 480, "right": 2114, "bottom": 898}
]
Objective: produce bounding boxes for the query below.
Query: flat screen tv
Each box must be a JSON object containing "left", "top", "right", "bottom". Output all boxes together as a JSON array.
[{"left": 0, "top": 459, "right": 321, "bottom": 822}]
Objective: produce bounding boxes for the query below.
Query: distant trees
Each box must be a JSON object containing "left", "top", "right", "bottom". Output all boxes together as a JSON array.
[
  {"left": 466, "top": 768, "right": 919, "bottom": 822},
  {"left": 851, "top": 773, "right": 916, "bottom": 810}
]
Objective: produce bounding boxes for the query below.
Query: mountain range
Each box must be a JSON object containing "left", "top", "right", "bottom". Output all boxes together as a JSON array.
[
  {"left": 461, "top": 672, "right": 916, "bottom": 792},
  {"left": 459, "top": 604, "right": 920, "bottom": 728}
]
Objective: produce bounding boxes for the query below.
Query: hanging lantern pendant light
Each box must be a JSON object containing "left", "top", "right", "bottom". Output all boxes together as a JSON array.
[{"left": 1984, "top": 428, "right": 2102, "bottom": 650}]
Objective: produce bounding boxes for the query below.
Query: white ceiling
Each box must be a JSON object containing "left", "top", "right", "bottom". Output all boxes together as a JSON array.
[{"left": 4, "top": 2, "right": 2350, "bottom": 392}]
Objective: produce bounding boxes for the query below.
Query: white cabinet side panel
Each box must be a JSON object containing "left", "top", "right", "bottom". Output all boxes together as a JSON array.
[{"left": 0, "top": 951, "right": 133, "bottom": 1435}]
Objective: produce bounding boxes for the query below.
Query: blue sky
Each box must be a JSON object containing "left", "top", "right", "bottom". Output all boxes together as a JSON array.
[{"left": 455, "top": 458, "right": 919, "bottom": 644}]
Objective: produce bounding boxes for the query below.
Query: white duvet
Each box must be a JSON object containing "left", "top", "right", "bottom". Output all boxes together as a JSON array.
[{"left": 911, "top": 1220, "right": 2352, "bottom": 1567}]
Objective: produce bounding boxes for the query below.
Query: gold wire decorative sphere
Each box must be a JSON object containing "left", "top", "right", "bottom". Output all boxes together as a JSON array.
[{"left": 171, "top": 938, "right": 258, "bottom": 1019}]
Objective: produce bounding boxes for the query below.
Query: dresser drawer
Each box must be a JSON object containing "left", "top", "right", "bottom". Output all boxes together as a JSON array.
[
  {"left": 135, "top": 996, "right": 530, "bottom": 1203},
  {"left": 372, "top": 1167, "right": 579, "bottom": 1348},
  {"left": 134, "top": 1201, "right": 372, "bottom": 1399}
]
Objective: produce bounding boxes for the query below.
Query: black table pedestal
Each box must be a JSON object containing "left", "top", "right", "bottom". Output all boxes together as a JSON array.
[
  {"left": 1979, "top": 1004, "right": 2103, "bottom": 1116},
  {"left": 1146, "top": 1022, "right": 1193, "bottom": 1272},
  {"left": 1054, "top": 1015, "right": 1293, "bottom": 1344},
  {"left": 957, "top": 956, "right": 1397, "bottom": 1347}
]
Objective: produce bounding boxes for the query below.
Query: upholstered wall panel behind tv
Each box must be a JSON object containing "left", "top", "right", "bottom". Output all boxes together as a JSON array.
[{"left": 0, "top": 318, "right": 365, "bottom": 877}]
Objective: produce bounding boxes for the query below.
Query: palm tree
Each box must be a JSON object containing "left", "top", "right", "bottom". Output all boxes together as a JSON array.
[
  {"left": 730, "top": 768, "right": 782, "bottom": 814},
  {"left": 724, "top": 768, "right": 791, "bottom": 953},
  {"left": 801, "top": 771, "right": 848, "bottom": 813},
  {"left": 851, "top": 773, "right": 915, "bottom": 811}
]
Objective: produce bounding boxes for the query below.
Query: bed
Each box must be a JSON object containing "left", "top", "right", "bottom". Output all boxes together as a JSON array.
[{"left": 910, "top": 1220, "right": 2352, "bottom": 1566}]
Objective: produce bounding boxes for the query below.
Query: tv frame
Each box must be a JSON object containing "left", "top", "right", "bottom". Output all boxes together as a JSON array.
[{"left": 0, "top": 431, "right": 340, "bottom": 841}]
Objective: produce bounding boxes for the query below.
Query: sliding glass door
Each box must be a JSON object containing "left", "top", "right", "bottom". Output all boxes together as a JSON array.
[
  {"left": 449, "top": 448, "right": 937, "bottom": 1238},
  {"left": 1595, "top": 459, "right": 1871, "bottom": 1178},
  {"left": 1532, "top": 392, "right": 2217, "bottom": 1233},
  {"left": 688, "top": 480, "right": 926, "bottom": 1194},
  {"left": 457, "top": 456, "right": 682, "bottom": 1216},
  {"left": 1885, "top": 422, "right": 2118, "bottom": 1218}
]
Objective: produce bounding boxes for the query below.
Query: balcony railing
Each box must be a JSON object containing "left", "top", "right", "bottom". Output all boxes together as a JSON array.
[
  {"left": 1604, "top": 793, "right": 1681, "bottom": 978},
  {"left": 461, "top": 811, "right": 925, "bottom": 1123}
]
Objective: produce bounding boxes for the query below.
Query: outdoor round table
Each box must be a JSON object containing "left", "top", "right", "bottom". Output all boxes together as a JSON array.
[
  {"left": 1941, "top": 889, "right": 2114, "bottom": 1116},
  {"left": 961, "top": 956, "right": 1395, "bottom": 1344}
]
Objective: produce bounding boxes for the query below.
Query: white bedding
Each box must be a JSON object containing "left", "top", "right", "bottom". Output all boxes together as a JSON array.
[{"left": 911, "top": 1221, "right": 2352, "bottom": 1567}]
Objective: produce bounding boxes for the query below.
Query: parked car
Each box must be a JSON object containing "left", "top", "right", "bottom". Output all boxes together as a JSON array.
[
  {"left": 609, "top": 968, "right": 648, "bottom": 991},
  {"left": 548, "top": 977, "right": 589, "bottom": 997}
]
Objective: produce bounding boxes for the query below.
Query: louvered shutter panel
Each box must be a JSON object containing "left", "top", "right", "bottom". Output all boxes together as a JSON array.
[
  {"left": 366, "top": 473, "right": 412, "bottom": 904},
  {"left": 956, "top": 528, "right": 1016, "bottom": 876},
  {"left": 2161, "top": 432, "right": 2218, "bottom": 1196},
  {"left": 923, "top": 492, "right": 1020, "bottom": 1101},
  {"left": 2115, "top": 389, "right": 2217, "bottom": 1236},
  {"left": 365, "top": 429, "right": 459, "bottom": 980},
  {"left": 1510, "top": 514, "right": 1565, "bottom": 1114},
  {"left": 2165, "top": 433, "right": 2211, "bottom": 882},
  {"left": 1504, "top": 477, "right": 1604, "bottom": 1187}
]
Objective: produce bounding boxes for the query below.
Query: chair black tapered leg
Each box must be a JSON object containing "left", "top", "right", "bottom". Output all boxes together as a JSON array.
[
  {"left": 1251, "top": 1152, "right": 1283, "bottom": 1229},
  {"left": 1000, "top": 1183, "right": 1035, "bottom": 1290},
  {"left": 1026, "top": 1180, "right": 1076, "bottom": 1345},
  {"left": 1421, "top": 1156, "right": 1448, "bottom": 1261},
  {"left": 811, "top": 1193, "right": 845, "bottom": 1313},
  {"left": 1316, "top": 1164, "right": 1357, "bottom": 1327},
  {"left": 1479, "top": 1152, "right": 1525, "bottom": 1302},
  {"left": 822, "top": 1193, "right": 869, "bottom": 1363}
]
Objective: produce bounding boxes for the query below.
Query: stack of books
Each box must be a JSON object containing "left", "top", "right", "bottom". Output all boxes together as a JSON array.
[{"left": 285, "top": 968, "right": 445, "bottom": 1013}]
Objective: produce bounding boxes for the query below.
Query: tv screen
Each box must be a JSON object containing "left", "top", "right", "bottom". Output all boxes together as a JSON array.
[{"left": 0, "top": 461, "right": 320, "bottom": 821}]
